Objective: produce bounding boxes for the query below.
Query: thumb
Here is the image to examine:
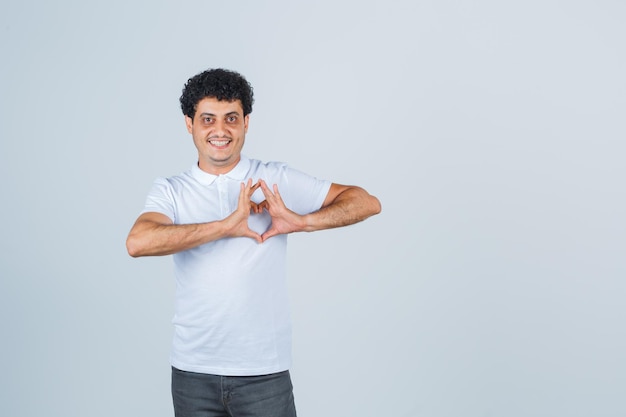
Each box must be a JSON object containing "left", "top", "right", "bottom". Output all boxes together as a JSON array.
[
  {"left": 244, "top": 228, "right": 263, "bottom": 243},
  {"left": 261, "top": 227, "right": 280, "bottom": 242}
]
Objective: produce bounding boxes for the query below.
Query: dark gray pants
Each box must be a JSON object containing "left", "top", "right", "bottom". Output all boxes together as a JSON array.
[{"left": 171, "top": 367, "right": 297, "bottom": 417}]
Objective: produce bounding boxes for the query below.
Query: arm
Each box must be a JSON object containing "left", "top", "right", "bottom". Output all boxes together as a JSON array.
[
  {"left": 258, "top": 180, "right": 381, "bottom": 241},
  {"left": 304, "top": 183, "right": 382, "bottom": 231},
  {"left": 126, "top": 179, "right": 263, "bottom": 257}
]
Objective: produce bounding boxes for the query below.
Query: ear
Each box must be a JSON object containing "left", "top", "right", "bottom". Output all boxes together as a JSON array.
[
  {"left": 185, "top": 115, "right": 193, "bottom": 134},
  {"left": 244, "top": 114, "right": 250, "bottom": 133}
]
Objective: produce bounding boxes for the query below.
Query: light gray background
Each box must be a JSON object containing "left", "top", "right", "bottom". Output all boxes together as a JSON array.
[{"left": 1, "top": 1, "right": 625, "bottom": 416}]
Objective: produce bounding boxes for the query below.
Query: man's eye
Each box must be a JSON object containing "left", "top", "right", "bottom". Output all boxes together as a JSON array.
[
  {"left": 227, "top": 116, "right": 237, "bottom": 123},
  {"left": 203, "top": 118, "right": 213, "bottom": 123}
]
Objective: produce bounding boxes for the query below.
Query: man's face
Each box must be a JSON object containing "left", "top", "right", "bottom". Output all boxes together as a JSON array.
[{"left": 185, "top": 97, "right": 249, "bottom": 175}]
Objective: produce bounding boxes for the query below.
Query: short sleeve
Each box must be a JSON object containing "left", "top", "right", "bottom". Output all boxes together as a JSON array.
[
  {"left": 140, "top": 177, "right": 176, "bottom": 222},
  {"left": 281, "top": 166, "right": 331, "bottom": 215}
]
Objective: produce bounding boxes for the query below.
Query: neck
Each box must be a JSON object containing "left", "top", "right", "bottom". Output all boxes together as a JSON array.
[{"left": 197, "top": 156, "right": 241, "bottom": 175}]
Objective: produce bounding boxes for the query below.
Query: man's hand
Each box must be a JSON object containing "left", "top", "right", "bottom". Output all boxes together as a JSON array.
[
  {"left": 257, "top": 179, "right": 306, "bottom": 241},
  {"left": 222, "top": 179, "right": 263, "bottom": 243},
  {"left": 244, "top": 178, "right": 381, "bottom": 243}
]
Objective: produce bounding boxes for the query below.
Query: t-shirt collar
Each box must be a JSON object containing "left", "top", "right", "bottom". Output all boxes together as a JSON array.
[{"left": 190, "top": 155, "right": 251, "bottom": 186}]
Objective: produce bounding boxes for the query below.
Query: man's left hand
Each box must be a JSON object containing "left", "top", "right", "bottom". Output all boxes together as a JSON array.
[{"left": 254, "top": 179, "right": 305, "bottom": 241}]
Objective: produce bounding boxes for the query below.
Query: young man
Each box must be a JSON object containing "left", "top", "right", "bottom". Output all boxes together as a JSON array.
[{"left": 126, "top": 68, "right": 381, "bottom": 417}]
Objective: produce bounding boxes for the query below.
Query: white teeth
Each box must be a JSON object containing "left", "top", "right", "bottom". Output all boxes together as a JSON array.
[{"left": 209, "top": 140, "right": 229, "bottom": 146}]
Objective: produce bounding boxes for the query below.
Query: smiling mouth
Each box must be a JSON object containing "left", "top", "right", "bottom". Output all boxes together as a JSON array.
[{"left": 209, "top": 139, "right": 230, "bottom": 147}]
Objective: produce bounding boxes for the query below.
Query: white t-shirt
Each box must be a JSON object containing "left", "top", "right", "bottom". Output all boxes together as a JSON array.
[{"left": 141, "top": 156, "right": 331, "bottom": 376}]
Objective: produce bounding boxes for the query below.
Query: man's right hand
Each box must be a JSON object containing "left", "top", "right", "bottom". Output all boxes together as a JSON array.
[
  {"left": 222, "top": 179, "right": 263, "bottom": 243},
  {"left": 126, "top": 179, "right": 264, "bottom": 257}
]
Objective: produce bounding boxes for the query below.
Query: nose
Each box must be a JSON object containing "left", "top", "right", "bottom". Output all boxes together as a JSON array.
[{"left": 212, "top": 119, "right": 227, "bottom": 137}]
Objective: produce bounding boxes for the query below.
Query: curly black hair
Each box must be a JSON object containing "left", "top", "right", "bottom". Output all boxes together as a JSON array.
[{"left": 180, "top": 68, "right": 254, "bottom": 119}]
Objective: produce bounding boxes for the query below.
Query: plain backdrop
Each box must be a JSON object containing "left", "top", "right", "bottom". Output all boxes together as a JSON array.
[{"left": 1, "top": 1, "right": 625, "bottom": 416}]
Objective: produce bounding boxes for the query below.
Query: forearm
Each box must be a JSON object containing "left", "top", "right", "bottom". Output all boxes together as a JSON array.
[
  {"left": 128, "top": 181, "right": 265, "bottom": 256},
  {"left": 302, "top": 187, "right": 381, "bottom": 232},
  {"left": 126, "top": 220, "right": 227, "bottom": 257}
]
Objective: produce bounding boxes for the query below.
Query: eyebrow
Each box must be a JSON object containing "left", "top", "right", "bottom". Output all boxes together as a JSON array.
[{"left": 199, "top": 111, "right": 240, "bottom": 117}]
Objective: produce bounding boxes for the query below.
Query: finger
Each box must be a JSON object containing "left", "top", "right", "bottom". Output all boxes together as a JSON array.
[
  {"left": 239, "top": 182, "right": 255, "bottom": 215},
  {"left": 259, "top": 179, "right": 269, "bottom": 193},
  {"left": 259, "top": 179, "right": 275, "bottom": 200},
  {"left": 261, "top": 227, "right": 279, "bottom": 242},
  {"left": 272, "top": 184, "right": 282, "bottom": 201},
  {"left": 239, "top": 182, "right": 246, "bottom": 203},
  {"left": 247, "top": 179, "right": 258, "bottom": 197},
  {"left": 244, "top": 229, "right": 263, "bottom": 243},
  {"left": 246, "top": 179, "right": 259, "bottom": 195}
]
